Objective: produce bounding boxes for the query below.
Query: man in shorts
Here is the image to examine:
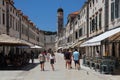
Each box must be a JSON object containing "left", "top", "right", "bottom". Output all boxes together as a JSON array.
[{"left": 73, "top": 48, "right": 80, "bottom": 70}]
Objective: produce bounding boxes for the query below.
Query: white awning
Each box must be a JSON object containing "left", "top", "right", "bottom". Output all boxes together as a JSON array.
[
  {"left": 80, "top": 27, "right": 120, "bottom": 47},
  {"left": 21, "top": 40, "right": 34, "bottom": 47},
  {"left": 58, "top": 47, "right": 63, "bottom": 50},
  {"left": 0, "top": 34, "right": 31, "bottom": 46},
  {"left": 31, "top": 45, "right": 42, "bottom": 48},
  {"left": 71, "top": 41, "right": 83, "bottom": 48}
]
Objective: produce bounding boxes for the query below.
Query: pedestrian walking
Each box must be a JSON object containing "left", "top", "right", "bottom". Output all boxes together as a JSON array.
[
  {"left": 38, "top": 52, "right": 45, "bottom": 71},
  {"left": 50, "top": 52, "right": 56, "bottom": 71},
  {"left": 42, "top": 50, "right": 47, "bottom": 61},
  {"left": 31, "top": 50, "right": 34, "bottom": 63},
  {"left": 64, "top": 49, "right": 71, "bottom": 69},
  {"left": 72, "top": 48, "right": 80, "bottom": 70}
]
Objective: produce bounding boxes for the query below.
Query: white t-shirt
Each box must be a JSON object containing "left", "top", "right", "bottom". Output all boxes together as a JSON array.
[{"left": 49, "top": 55, "right": 55, "bottom": 59}]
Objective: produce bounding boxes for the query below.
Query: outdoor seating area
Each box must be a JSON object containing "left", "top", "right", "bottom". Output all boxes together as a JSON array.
[
  {"left": 0, "top": 51, "right": 31, "bottom": 70},
  {"left": 83, "top": 56, "right": 120, "bottom": 74}
]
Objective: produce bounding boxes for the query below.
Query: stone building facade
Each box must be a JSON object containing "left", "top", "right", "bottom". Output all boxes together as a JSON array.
[
  {"left": 56, "top": 0, "right": 120, "bottom": 58},
  {"left": 44, "top": 31, "right": 57, "bottom": 51},
  {"left": 0, "top": 0, "right": 46, "bottom": 55}
]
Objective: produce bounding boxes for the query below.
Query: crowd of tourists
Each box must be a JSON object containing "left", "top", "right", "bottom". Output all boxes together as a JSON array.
[
  {"left": 1, "top": 47, "right": 81, "bottom": 71},
  {"left": 37, "top": 48, "right": 81, "bottom": 71}
]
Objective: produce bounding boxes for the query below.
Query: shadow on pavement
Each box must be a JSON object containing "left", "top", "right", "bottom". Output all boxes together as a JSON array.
[{"left": 0, "top": 63, "right": 39, "bottom": 71}]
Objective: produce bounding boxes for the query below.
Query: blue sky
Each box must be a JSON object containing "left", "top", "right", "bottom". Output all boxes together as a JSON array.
[{"left": 14, "top": 0, "right": 86, "bottom": 32}]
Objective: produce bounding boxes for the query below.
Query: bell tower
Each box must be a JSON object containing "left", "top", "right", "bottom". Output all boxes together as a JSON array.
[{"left": 57, "top": 8, "right": 64, "bottom": 37}]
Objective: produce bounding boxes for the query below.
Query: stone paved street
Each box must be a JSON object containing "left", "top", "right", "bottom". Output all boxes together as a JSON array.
[{"left": 0, "top": 53, "right": 120, "bottom": 80}]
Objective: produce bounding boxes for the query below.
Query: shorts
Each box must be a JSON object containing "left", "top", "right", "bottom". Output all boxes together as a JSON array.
[
  {"left": 50, "top": 59, "right": 54, "bottom": 64},
  {"left": 74, "top": 60, "right": 79, "bottom": 64},
  {"left": 40, "top": 61, "right": 45, "bottom": 64},
  {"left": 66, "top": 59, "right": 71, "bottom": 63}
]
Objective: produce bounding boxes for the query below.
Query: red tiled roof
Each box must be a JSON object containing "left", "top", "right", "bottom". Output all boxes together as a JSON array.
[
  {"left": 68, "top": 11, "right": 79, "bottom": 17},
  {"left": 70, "top": 11, "right": 79, "bottom": 15}
]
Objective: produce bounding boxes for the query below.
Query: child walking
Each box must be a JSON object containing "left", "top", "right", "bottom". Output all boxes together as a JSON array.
[{"left": 50, "top": 52, "right": 56, "bottom": 71}]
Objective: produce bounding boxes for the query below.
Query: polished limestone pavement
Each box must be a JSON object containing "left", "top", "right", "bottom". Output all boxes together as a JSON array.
[
  {"left": 23, "top": 53, "right": 119, "bottom": 80},
  {"left": 0, "top": 53, "right": 120, "bottom": 80}
]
